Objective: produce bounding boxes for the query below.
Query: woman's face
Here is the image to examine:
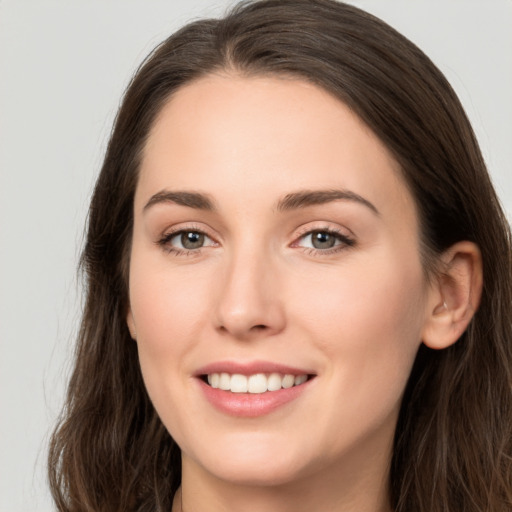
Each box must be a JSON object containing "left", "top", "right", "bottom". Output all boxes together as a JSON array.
[{"left": 128, "top": 75, "right": 435, "bottom": 487}]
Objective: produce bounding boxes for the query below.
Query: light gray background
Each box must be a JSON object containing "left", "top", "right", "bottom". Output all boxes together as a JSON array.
[{"left": 1, "top": 1, "right": 511, "bottom": 511}]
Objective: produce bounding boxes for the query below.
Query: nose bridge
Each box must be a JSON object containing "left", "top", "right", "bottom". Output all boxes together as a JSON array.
[{"left": 214, "top": 237, "right": 284, "bottom": 339}]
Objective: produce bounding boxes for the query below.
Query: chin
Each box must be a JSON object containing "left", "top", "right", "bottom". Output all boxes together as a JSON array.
[
  {"left": 182, "top": 431, "right": 314, "bottom": 487},
  {"left": 202, "top": 457, "right": 308, "bottom": 487}
]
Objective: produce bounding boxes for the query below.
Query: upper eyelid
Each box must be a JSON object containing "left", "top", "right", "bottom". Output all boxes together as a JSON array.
[
  {"left": 294, "top": 230, "right": 353, "bottom": 245},
  {"left": 155, "top": 225, "right": 218, "bottom": 254},
  {"left": 157, "top": 227, "right": 217, "bottom": 255},
  {"left": 156, "top": 221, "right": 354, "bottom": 244},
  {"left": 159, "top": 222, "right": 217, "bottom": 239},
  {"left": 292, "top": 222, "right": 354, "bottom": 239},
  {"left": 166, "top": 229, "right": 215, "bottom": 242}
]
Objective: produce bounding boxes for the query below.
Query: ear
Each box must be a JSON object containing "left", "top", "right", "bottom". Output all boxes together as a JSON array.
[
  {"left": 422, "top": 241, "right": 483, "bottom": 350},
  {"left": 126, "top": 308, "right": 137, "bottom": 340}
]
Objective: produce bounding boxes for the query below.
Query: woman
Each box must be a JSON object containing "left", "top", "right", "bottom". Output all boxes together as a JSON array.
[{"left": 48, "top": 1, "right": 512, "bottom": 511}]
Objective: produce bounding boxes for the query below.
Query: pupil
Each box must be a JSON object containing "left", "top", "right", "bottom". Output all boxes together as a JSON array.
[
  {"left": 181, "top": 231, "right": 204, "bottom": 249},
  {"left": 312, "top": 231, "right": 335, "bottom": 249}
]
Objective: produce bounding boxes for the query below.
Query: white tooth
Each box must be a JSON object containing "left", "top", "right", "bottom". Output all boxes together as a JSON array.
[
  {"left": 230, "top": 374, "right": 248, "bottom": 393},
  {"left": 294, "top": 375, "right": 307, "bottom": 386},
  {"left": 267, "top": 372, "right": 283, "bottom": 391},
  {"left": 282, "top": 374, "right": 295, "bottom": 389},
  {"left": 248, "top": 373, "right": 268, "bottom": 394},
  {"left": 210, "top": 373, "right": 220, "bottom": 388},
  {"left": 219, "top": 372, "right": 231, "bottom": 390}
]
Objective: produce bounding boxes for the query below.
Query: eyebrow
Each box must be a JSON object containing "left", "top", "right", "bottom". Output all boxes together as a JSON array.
[
  {"left": 143, "top": 190, "right": 216, "bottom": 212},
  {"left": 143, "top": 188, "right": 379, "bottom": 216},
  {"left": 276, "top": 189, "right": 379, "bottom": 215}
]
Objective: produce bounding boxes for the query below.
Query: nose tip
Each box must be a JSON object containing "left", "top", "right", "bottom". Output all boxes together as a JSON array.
[
  {"left": 218, "top": 320, "right": 271, "bottom": 340},
  {"left": 214, "top": 260, "right": 285, "bottom": 340}
]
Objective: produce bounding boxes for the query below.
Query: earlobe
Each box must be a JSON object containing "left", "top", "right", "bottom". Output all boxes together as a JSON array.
[
  {"left": 126, "top": 308, "right": 137, "bottom": 341},
  {"left": 422, "top": 241, "right": 483, "bottom": 350}
]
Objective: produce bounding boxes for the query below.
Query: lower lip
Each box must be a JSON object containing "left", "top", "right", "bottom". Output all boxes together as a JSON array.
[{"left": 197, "top": 378, "right": 312, "bottom": 417}]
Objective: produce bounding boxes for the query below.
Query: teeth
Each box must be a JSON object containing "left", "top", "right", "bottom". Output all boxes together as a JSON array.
[
  {"left": 209, "top": 373, "right": 219, "bottom": 388},
  {"left": 219, "top": 372, "right": 231, "bottom": 391},
  {"left": 267, "top": 372, "right": 282, "bottom": 391},
  {"left": 294, "top": 374, "right": 307, "bottom": 386},
  {"left": 282, "top": 374, "right": 295, "bottom": 389},
  {"left": 205, "top": 372, "right": 309, "bottom": 394},
  {"left": 230, "top": 374, "right": 248, "bottom": 393},
  {"left": 248, "top": 373, "right": 267, "bottom": 393}
]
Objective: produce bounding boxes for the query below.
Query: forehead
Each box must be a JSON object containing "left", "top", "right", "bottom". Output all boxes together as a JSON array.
[{"left": 138, "top": 73, "right": 416, "bottom": 223}]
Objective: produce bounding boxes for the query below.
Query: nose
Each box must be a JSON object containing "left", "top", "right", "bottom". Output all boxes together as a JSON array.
[{"left": 214, "top": 249, "right": 286, "bottom": 340}]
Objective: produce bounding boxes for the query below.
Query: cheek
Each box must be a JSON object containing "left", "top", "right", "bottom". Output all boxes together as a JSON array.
[
  {"left": 128, "top": 257, "right": 213, "bottom": 433},
  {"left": 288, "top": 251, "right": 426, "bottom": 405},
  {"left": 127, "top": 255, "right": 216, "bottom": 431},
  {"left": 129, "top": 255, "right": 213, "bottom": 355},
  {"left": 293, "top": 246, "right": 426, "bottom": 344},
  {"left": 290, "top": 261, "right": 426, "bottom": 458}
]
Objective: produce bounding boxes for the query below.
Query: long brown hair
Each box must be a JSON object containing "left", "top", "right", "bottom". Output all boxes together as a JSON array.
[{"left": 48, "top": 1, "right": 512, "bottom": 510}]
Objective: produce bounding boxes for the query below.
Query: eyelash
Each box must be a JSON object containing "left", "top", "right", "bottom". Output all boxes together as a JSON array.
[
  {"left": 292, "top": 226, "right": 355, "bottom": 256},
  {"left": 156, "top": 224, "right": 216, "bottom": 257},
  {"left": 156, "top": 225, "right": 355, "bottom": 257}
]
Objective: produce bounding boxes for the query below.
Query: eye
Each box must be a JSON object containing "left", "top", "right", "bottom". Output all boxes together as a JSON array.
[
  {"left": 174, "top": 231, "right": 207, "bottom": 250},
  {"left": 296, "top": 229, "right": 354, "bottom": 251},
  {"left": 159, "top": 229, "right": 216, "bottom": 253}
]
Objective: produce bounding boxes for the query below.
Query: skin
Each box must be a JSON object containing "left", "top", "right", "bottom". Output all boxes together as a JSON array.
[{"left": 127, "top": 74, "right": 481, "bottom": 512}]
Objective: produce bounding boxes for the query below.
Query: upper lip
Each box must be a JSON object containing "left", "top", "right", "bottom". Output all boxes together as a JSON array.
[{"left": 195, "top": 360, "right": 315, "bottom": 377}]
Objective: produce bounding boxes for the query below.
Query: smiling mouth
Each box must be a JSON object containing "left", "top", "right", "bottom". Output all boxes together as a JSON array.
[{"left": 202, "top": 372, "right": 312, "bottom": 394}]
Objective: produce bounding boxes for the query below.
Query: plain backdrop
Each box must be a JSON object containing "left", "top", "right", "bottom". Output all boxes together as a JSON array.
[{"left": 1, "top": 1, "right": 511, "bottom": 510}]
